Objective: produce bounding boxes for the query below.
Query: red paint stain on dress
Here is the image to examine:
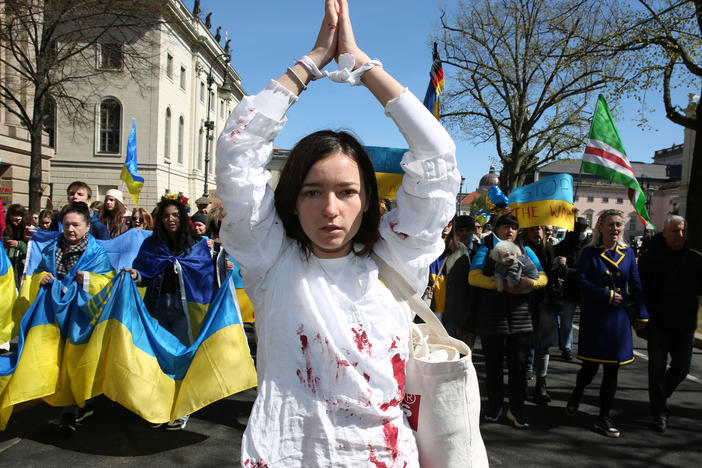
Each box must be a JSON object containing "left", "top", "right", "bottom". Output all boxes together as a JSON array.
[
  {"left": 363, "top": 372, "right": 371, "bottom": 382},
  {"left": 296, "top": 326, "right": 319, "bottom": 393},
  {"left": 380, "top": 354, "right": 406, "bottom": 411},
  {"left": 389, "top": 336, "right": 399, "bottom": 351},
  {"left": 389, "top": 221, "right": 409, "bottom": 239},
  {"left": 243, "top": 459, "right": 268, "bottom": 468},
  {"left": 369, "top": 447, "right": 389, "bottom": 468},
  {"left": 352, "top": 325, "right": 372, "bottom": 355},
  {"left": 383, "top": 422, "right": 400, "bottom": 461}
]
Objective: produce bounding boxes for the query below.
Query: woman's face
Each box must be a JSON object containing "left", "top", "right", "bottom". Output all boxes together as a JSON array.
[
  {"left": 295, "top": 152, "right": 368, "bottom": 259},
  {"left": 10, "top": 215, "right": 23, "bottom": 227},
  {"left": 495, "top": 223, "right": 518, "bottom": 241},
  {"left": 161, "top": 204, "right": 181, "bottom": 233},
  {"left": 104, "top": 196, "right": 116, "bottom": 211},
  {"left": 598, "top": 215, "right": 623, "bottom": 246},
  {"left": 193, "top": 221, "right": 207, "bottom": 236},
  {"left": 39, "top": 216, "right": 52, "bottom": 230},
  {"left": 62, "top": 212, "right": 90, "bottom": 243},
  {"left": 131, "top": 212, "right": 144, "bottom": 230}
]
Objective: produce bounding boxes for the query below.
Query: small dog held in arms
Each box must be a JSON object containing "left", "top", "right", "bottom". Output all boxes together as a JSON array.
[{"left": 490, "top": 240, "right": 540, "bottom": 292}]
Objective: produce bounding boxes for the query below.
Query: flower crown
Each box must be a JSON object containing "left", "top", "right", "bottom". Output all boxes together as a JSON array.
[{"left": 161, "top": 192, "right": 189, "bottom": 210}]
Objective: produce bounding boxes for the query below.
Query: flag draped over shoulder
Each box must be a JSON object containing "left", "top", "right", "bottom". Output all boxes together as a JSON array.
[
  {"left": 508, "top": 174, "right": 575, "bottom": 230},
  {"left": 0, "top": 270, "right": 257, "bottom": 429},
  {"left": 423, "top": 42, "right": 445, "bottom": 120},
  {"left": 0, "top": 248, "right": 16, "bottom": 342},
  {"left": 121, "top": 119, "right": 144, "bottom": 206},
  {"left": 581, "top": 95, "right": 654, "bottom": 229},
  {"left": 132, "top": 237, "right": 215, "bottom": 340}
]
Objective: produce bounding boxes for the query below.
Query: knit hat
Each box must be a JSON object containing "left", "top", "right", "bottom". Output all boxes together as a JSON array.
[
  {"left": 105, "top": 189, "right": 123, "bottom": 201},
  {"left": 191, "top": 212, "right": 207, "bottom": 225}
]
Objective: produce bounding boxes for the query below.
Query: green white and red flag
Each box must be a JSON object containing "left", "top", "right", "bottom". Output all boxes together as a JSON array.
[{"left": 581, "top": 94, "right": 654, "bottom": 230}]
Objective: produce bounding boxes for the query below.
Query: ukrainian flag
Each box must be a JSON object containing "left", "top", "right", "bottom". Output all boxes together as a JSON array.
[
  {"left": 0, "top": 270, "right": 256, "bottom": 429},
  {"left": 0, "top": 247, "right": 16, "bottom": 343},
  {"left": 508, "top": 174, "right": 575, "bottom": 231},
  {"left": 366, "top": 146, "right": 407, "bottom": 200},
  {"left": 121, "top": 119, "right": 144, "bottom": 206}
]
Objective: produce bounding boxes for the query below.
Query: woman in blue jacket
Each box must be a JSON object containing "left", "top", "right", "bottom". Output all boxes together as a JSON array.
[{"left": 565, "top": 209, "right": 648, "bottom": 438}]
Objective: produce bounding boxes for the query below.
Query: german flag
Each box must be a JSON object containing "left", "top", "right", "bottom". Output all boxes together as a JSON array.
[{"left": 423, "top": 43, "right": 445, "bottom": 120}]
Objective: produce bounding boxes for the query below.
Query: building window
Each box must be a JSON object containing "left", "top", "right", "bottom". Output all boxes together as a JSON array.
[
  {"left": 164, "top": 108, "right": 171, "bottom": 160},
  {"left": 628, "top": 215, "right": 637, "bottom": 232},
  {"left": 200, "top": 81, "right": 205, "bottom": 102},
  {"left": 98, "top": 43, "right": 123, "bottom": 70},
  {"left": 602, "top": 197, "right": 609, "bottom": 203},
  {"left": 617, "top": 198, "right": 624, "bottom": 204},
  {"left": 98, "top": 98, "right": 121, "bottom": 154},
  {"left": 197, "top": 128, "right": 203, "bottom": 170},
  {"left": 180, "top": 66, "right": 186, "bottom": 89},
  {"left": 585, "top": 210, "right": 594, "bottom": 228},
  {"left": 177, "top": 116, "right": 184, "bottom": 164},
  {"left": 166, "top": 53, "right": 173, "bottom": 79},
  {"left": 587, "top": 196, "right": 594, "bottom": 202}
]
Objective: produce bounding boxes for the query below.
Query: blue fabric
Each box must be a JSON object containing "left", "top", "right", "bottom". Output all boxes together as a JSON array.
[{"left": 36, "top": 235, "right": 114, "bottom": 292}]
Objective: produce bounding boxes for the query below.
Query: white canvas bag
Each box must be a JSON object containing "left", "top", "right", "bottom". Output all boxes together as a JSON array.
[{"left": 373, "top": 253, "right": 489, "bottom": 468}]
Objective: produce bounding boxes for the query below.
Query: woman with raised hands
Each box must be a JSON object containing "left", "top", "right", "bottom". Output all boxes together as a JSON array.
[{"left": 216, "top": 1, "right": 460, "bottom": 466}]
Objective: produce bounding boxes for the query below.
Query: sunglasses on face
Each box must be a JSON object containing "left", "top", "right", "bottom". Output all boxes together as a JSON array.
[{"left": 131, "top": 217, "right": 143, "bottom": 224}]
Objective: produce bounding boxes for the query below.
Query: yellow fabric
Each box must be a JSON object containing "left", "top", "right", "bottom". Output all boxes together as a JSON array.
[
  {"left": 532, "top": 271, "right": 548, "bottom": 289},
  {"left": 376, "top": 173, "right": 404, "bottom": 200},
  {"left": 0, "top": 265, "right": 17, "bottom": 343},
  {"left": 187, "top": 301, "right": 209, "bottom": 339},
  {"left": 237, "top": 289, "right": 255, "bottom": 323},
  {"left": 428, "top": 273, "right": 447, "bottom": 314},
  {"left": 469, "top": 269, "right": 497, "bottom": 289},
  {"left": 510, "top": 199, "right": 575, "bottom": 231}
]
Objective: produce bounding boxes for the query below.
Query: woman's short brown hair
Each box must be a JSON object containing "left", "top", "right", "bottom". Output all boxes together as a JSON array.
[{"left": 274, "top": 130, "right": 380, "bottom": 257}]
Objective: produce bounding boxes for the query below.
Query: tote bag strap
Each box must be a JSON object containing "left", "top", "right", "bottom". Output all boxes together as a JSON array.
[{"left": 371, "top": 252, "right": 470, "bottom": 356}]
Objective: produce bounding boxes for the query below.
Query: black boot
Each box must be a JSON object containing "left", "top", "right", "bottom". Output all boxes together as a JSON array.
[{"left": 534, "top": 377, "right": 552, "bottom": 405}]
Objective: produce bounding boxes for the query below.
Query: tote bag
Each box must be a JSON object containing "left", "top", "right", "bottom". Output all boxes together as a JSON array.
[{"left": 372, "top": 253, "right": 489, "bottom": 468}]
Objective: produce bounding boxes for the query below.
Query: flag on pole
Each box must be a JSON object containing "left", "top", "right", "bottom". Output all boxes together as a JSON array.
[
  {"left": 423, "top": 43, "right": 444, "bottom": 120},
  {"left": 120, "top": 119, "right": 144, "bottom": 206},
  {"left": 581, "top": 95, "right": 654, "bottom": 229}
]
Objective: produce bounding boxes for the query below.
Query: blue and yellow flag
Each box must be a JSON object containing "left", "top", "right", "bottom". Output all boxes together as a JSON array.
[
  {"left": 508, "top": 174, "right": 575, "bottom": 230},
  {"left": 120, "top": 119, "right": 144, "bottom": 206},
  {"left": 0, "top": 247, "right": 16, "bottom": 342},
  {"left": 0, "top": 270, "right": 256, "bottom": 429},
  {"left": 422, "top": 42, "right": 445, "bottom": 120},
  {"left": 366, "top": 146, "right": 407, "bottom": 200}
]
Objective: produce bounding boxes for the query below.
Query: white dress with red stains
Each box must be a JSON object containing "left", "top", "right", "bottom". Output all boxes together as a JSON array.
[{"left": 216, "top": 80, "right": 460, "bottom": 468}]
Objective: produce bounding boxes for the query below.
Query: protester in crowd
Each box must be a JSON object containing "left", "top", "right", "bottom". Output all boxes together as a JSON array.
[
  {"left": 33, "top": 201, "right": 116, "bottom": 433},
  {"left": 126, "top": 194, "right": 213, "bottom": 431},
  {"left": 469, "top": 214, "right": 547, "bottom": 428},
  {"left": 565, "top": 209, "right": 647, "bottom": 438},
  {"left": 193, "top": 196, "right": 212, "bottom": 217},
  {"left": 30, "top": 211, "right": 39, "bottom": 226},
  {"left": 0, "top": 202, "right": 5, "bottom": 239},
  {"left": 3, "top": 204, "right": 28, "bottom": 287},
  {"left": 473, "top": 219, "right": 483, "bottom": 243},
  {"left": 90, "top": 201, "right": 103, "bottom": 212},
  {"left": 553, "top": 216, "right": 590, "bottom": 360},
  {"left": 441, "top": 215, "right": 481, "bottom": 344},
  {"left": 130, "top": 208, "right": 153, "bottom": 231},
  {"left": 638, "top": 214, "right": 702, "bottom": 433},
  {"left": 205, "top": 207, "right": 234, "bottom": 288},
  {"left": 38, "top": 209, "right": 54, "bottom": 231},
  {"left": 521, "top": 225, "right": 561, "bottom": 405},
  {"left": 215, "top": 1, "right": 461, "bottom": 464},
  {"left": 190, "top": 212, "right": 208, "bottom": 237},
  {"left": 50, "top": 181, "right": 110, "bottom": 240},
  {"left": 480, "top": 223, "right": 493, "bottom": 242},
  {"left": 99, "top": 189, "right": 129, "bottom": 238},
  {"left": 543, "top": 225, "right": 559, "bottom": 245}
]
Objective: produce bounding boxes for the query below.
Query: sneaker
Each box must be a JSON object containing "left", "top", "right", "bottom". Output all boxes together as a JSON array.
[
  {"left": 75, "top": 405, "right": 94, "bottom": 423},
  {"left": 561, "top": 350, "right": 573, "bottom": 361},
  {"left": 651, "top": 415, "right": 667, "bottom": 433},
  {"left": 166, "top": 415, "right": 189, "bottom": 431},
  {"left": 565, "top": 393, "right": 580, "bottom": 416},
  {"left": 58, "top": 413, "right": 77, "bottom": 435},
  {"left": 594, "top": 416, "right": 620, "bottom": 438},
  {"left": 483, "top": 407, "right": 503, "bottom": 423},
  {"left": 526, "top": 370, "right": 535, "bottom": 381},
  {"left": 149, "top": 422, "right": 164, "bottom": 429},
  {"left": 506, "top": 409, "right": 529, "bottom": 429}
]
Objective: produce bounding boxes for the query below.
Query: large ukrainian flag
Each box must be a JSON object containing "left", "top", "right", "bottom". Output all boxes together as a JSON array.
[
  {"left": 0, "top": 247, "right": 16, "bottom": 343},
  {"left": 366, "top": 146, "right": 407, "bottom": 200},
  {"left": 0, "top": 269, "right": 256, "bottom": 429}
]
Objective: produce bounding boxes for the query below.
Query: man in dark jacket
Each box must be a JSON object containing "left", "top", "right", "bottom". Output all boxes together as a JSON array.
[
  {"left": 469, "top": 214, "right": 548, "bottom": 428},
  {"left": 49, "top": 181, "right": 110, "bottom": 240},
  {"left": 638, "top": 215, "right": 702, "bottom": 433}
]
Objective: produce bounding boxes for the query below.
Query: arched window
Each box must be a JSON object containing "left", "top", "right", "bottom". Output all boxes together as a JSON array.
[
  {"left": 177, "top": 115, "right": 184, "bottom": 164},
  {"left": 164, "top": 108, "right": 171, "bottom": 160},
  {"left": 584, "top": 209, "right": 594, "bottom": 228},
  {"left": 99, "top": 98, "right": 121, "bottom": 154}
]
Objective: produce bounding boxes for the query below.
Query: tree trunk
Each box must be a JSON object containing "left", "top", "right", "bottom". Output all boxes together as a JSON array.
[
  {"left": 685, "top": 100, "right": 701, "bottom": 250},
  {"left": 28, "top": 120, "right": 44, "bottom": 213}
]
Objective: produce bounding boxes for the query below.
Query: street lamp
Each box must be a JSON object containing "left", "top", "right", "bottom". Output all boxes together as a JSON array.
[{"left": 203, "top": 53, "right": 233, "bottom": 197}]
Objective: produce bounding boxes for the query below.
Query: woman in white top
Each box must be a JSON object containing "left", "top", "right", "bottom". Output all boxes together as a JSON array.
[{"left": 216, "top": 1, "right": 460, "bottom": 466}]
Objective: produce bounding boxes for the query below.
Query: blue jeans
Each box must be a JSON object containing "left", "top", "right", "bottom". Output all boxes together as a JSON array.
[
  {"left": 647, "top": 327, "right": 694, "bottom": 417},
  {"left": 557, "top": 300, "right": 577, "bottom": 352},
  {"left": 155, "top": 293, "right": 191, "bottom": 346}
]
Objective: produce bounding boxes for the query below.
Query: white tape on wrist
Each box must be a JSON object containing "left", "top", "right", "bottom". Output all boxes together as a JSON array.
[
  {"left": 295, "top": 53, "right": 382, "bottom": 87},
  {"left": 296, "top": 55, "right": 325, "bottom": 80}
]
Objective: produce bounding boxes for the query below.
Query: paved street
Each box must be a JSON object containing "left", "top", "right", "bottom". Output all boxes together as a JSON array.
[{"left": 1, "top": 317, "right": 701, "bottom": 467}]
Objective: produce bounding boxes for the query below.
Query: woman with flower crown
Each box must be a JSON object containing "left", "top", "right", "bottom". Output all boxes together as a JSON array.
[{"left": 126, "top": 193, "right": 215, "bottom": 431}]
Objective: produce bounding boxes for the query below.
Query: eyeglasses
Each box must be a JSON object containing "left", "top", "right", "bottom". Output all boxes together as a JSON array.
[
  {"left": 131, "top": 217, "right": 143, "bottom": 224},
  {"left": 162, "top": 213, "right": 180, "bottom": 220}
]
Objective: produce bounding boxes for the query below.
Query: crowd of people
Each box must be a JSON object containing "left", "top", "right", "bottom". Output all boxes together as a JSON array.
[
  {"left": 1, "top": 0, "right": 700, "bottom": 465},
  {"left": 426, "top": 207, "right": 701, "bottom": 439}
]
